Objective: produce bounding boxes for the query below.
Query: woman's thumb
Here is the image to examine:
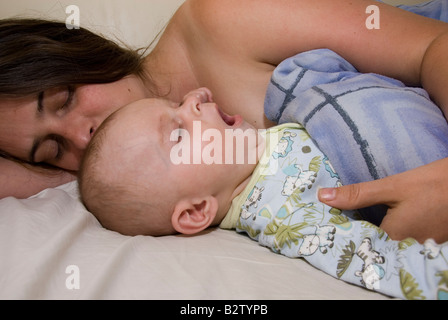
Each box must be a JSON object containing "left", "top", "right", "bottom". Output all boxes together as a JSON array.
[{"left": 318, "top": 180, "right": 388, "bottom": 210}]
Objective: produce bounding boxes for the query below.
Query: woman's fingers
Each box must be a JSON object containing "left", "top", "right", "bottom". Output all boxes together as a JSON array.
[
  {"left": 318, "top": 158, "right": 448, "bottom": 243},
  {"left": 318, "top": 177, "right": 397, "bottom": 211}
]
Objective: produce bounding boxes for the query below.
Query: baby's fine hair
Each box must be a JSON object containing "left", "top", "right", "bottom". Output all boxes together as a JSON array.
[{"left": 78, "top": 112, "right": 175, "bottom": 236}]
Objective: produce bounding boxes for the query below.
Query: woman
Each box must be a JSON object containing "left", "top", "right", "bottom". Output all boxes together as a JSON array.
[{"left": 1, "top": 0, "right": 447, "bottom": 242}]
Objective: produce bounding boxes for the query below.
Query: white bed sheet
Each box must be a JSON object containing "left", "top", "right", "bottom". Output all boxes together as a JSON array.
[{"left": 0, "top": 182, "right": 392, "bottom": 299}]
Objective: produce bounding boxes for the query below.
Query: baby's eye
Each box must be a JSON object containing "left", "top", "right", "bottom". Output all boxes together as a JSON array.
[
  {"left": 170, "top": 128, "right": 184, "bottom": 144},
  {"left": 178, "top": 101, "right": 184, "bottom": 108},
  {"left": 177, "top": 129, "right": 183, "bottom": 143}
]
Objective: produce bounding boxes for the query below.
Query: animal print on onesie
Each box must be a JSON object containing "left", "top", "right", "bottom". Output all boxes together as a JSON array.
[{"left": 220, "top": 123, "right": 448, "bottom": 300}]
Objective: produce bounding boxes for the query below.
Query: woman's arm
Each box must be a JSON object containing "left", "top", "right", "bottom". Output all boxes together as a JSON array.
[
  {"left": 189, "top": 0, "right": 448, "bottom": 117},
  {"left": 421, "top": 31, "right": 448, "bottom": 117},
  {"left": 0, "top": 157, "right": 76, "bottom": 199}
]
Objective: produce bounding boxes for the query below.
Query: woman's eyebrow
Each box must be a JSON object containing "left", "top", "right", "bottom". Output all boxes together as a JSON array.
[{"left": 37, "top": 91, "right": 44, "bottom": 114}]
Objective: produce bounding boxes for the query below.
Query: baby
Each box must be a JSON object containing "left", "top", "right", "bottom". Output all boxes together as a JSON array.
[
  {"left": 79, "top": 88, "right": 447, "bottom": 300},
  {"left": 79, "top": 88, "right": 264, "bottom": 236}
]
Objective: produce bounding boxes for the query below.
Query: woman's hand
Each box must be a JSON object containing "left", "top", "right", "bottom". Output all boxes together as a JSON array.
[{"left": 318, "top": 158, "right": 448, "bottom": 244}]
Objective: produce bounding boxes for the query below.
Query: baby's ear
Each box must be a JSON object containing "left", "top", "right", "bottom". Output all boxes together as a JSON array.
[{"left": 171, "top": 196, "right": 218, "bottom": 235}]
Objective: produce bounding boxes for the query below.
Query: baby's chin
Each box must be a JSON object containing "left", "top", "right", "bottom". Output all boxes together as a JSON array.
[{"left": 232, "top": 128, "right": 266, "bottom": 166}]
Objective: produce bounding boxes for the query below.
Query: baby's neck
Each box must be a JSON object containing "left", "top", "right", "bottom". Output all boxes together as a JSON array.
[
  {"left": 213, "top": 173, "right": 253, "bottom": 226},
  {"left": 231, "top": 174, "right": 253, "bottom": 201},
  {"left": 227, "top": 138, "right": 265, "bottom": 204}
]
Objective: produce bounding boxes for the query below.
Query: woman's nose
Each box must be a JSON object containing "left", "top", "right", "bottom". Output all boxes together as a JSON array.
[{"left": 61, "top": 120, "right": 93, "bottom": 151}]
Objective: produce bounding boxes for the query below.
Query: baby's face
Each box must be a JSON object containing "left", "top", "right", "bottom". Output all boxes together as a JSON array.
[{"left": 103, "top": 88, "right": 264, "bottom": 204}]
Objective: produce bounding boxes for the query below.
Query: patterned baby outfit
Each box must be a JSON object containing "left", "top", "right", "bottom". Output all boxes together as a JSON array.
[{"left": 220, "top": 123, "right": 448, "bottom": 300}]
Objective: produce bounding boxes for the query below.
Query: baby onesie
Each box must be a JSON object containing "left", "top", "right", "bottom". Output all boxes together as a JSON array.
[{"left": 221, "top": 123, "right": 448, "bottom": 300}]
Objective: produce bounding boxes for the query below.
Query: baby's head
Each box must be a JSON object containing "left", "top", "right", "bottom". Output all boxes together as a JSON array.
[{"left": 79, "top": 88, "right": 264, "bottom": 236}]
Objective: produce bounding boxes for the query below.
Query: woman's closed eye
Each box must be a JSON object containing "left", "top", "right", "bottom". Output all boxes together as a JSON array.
[
  {"left": 31, "top": 86, "right": 74, "bottom": 165},
  {"left": 38, "top": 85, "right": 75, "bottom": 114},
  {"left": 60, "top": 86, "right": 75, "bottom": 111},
  {"left": 32, "top": 135, "right": 65, "bottom": 164}
]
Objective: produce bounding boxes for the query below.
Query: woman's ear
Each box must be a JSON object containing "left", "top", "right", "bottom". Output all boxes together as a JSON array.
[{"left": 171, "top": 196, "right": 219, "bottom": 235}]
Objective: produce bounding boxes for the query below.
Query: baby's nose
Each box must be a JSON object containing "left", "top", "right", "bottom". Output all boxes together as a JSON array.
[
  {"left": 182, "top": 95, "right": 202, "bottom": 116},
  {"left": 182, "top": 88, "right": 213, "bottom": 104}
]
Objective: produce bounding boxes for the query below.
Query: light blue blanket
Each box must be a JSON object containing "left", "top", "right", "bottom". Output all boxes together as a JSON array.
[
  {"left": 394, "top": 0, "right": 448, "bottom": 21},
  {"left": 264, "top": 1, "right": 448, "bottom": 224}
]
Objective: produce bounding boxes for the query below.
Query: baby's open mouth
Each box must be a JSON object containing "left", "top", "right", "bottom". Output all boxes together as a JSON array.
[{"left": 218, "top": 107, "right": 236, "bottom": 126}]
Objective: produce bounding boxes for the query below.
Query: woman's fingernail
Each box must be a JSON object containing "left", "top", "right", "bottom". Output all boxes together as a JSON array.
[{"left": 319, "top": 188, "right": 336, "bottom": 201}]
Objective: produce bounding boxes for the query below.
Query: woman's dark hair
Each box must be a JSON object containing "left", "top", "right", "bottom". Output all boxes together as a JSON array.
[
  {"left": 0, "top": 18, "right": 151, "bottom": 172},
  {"left": 0, "top": 18, "right": 147, "bottom": 97}
]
